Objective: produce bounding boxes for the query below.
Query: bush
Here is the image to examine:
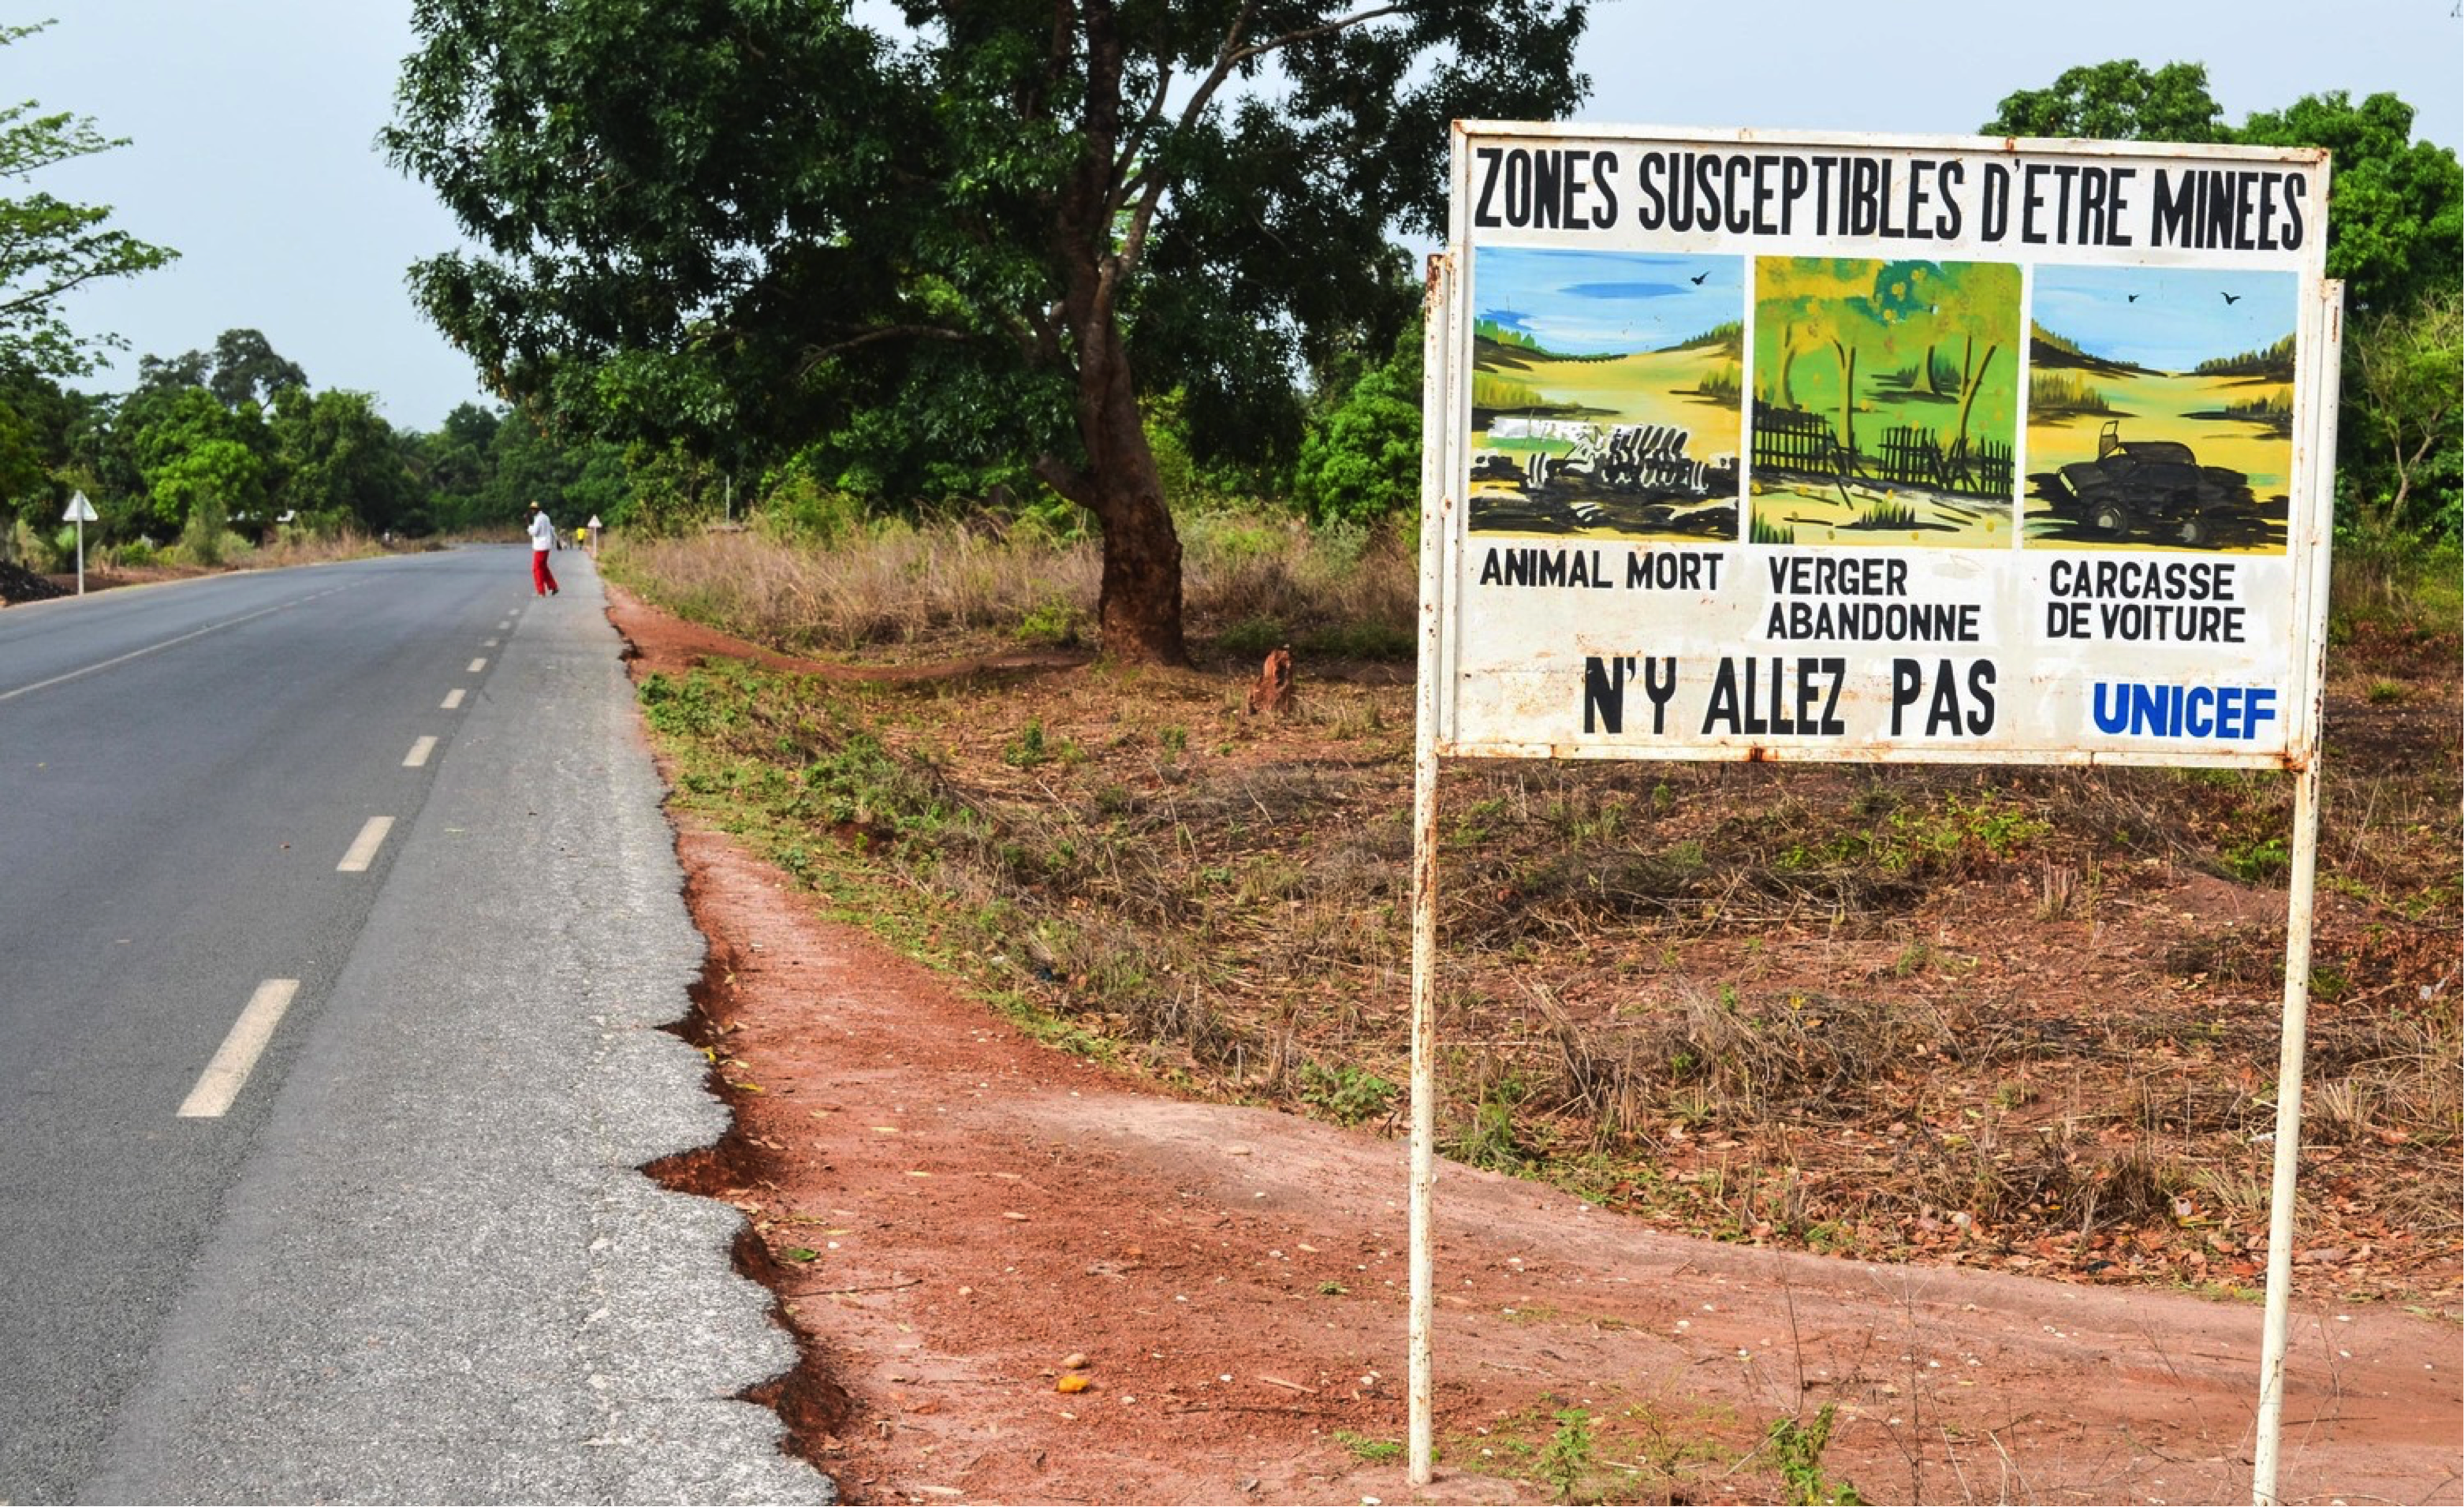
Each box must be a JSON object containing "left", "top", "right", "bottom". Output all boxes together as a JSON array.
[{"left": 1292, "top": 326, "right": 1422, "bottom": 526}]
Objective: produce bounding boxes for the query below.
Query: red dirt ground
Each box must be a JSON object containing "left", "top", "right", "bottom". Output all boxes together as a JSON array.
[{"left": 613, "top": 589, "right": 2462, "bottom": 1507}]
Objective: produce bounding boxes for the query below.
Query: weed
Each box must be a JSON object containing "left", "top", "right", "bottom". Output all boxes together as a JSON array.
[
  {"left": 1766, "top": 1404, "right": 1862, "bottom": 1505},
  {"left": 1451, "top": 1077, "right": 1530, "bottom": 1172},
  {"left": 1297, "top": 1061, "right": 1398, "bottom": 1126},
  {"left": 1298, "top": 621, "right": 1415, "bottom": 660},
  {"left": 2365, "top": 678, "right": 2410, "bottom": 705},
  {"left": 1003, "top": 719, "right": 1049, "bottom": 768},
  {"left": 2224, "top": 834, "right": 2291, "bottom": 882},
  {"left": 1537, "top": 1407, "right": 1595, "bottom": 1501},
  {"left": 1015, "top": 598, "right": 1083, "bottom": 646},
  {"left": 1218, "top": 616, "right": 1288, "bottom": 656},
  {"left": 1334, "top": 1430, "right": 1402, "bottom": 1463}
]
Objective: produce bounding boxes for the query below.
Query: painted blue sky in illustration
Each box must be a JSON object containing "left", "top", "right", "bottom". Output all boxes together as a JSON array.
[
  {"left": 2032, "top": 267, "right": 2297, "bottom": 374},
  {"left": 1473, "top": 248, "right": 1742, "bottom": 355}
]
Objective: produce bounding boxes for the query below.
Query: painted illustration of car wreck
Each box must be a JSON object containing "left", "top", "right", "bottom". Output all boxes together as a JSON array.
[{"left": 2033, "top": 419, "right": 2267, "bottom": 548}]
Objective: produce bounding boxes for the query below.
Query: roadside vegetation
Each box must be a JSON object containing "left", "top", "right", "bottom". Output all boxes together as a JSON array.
[{"left": 610, "top": 505, "right": 2459, "bottom": 1315}]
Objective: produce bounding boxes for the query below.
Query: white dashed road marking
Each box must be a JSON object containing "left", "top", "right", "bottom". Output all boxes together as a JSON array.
[
  {"left": 177, "top": 980, "right": 301, "bottom": 1118},
  {"left": 404, "top": 737, "right": 438, "bottom": 768},
  {"left": 467, "top": 658, "right": 487, "bottom": 674},
  {"left": 337, "top": 816, "right": 394, "bottom": 873},
  {"left": 442, "top": 688, "right": 465, "bottom": 710}
]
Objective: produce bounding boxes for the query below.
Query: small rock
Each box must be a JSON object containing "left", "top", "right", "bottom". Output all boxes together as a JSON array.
[{"left": 1061, "top": 1352, "right": 1090, "bottom": 1371}]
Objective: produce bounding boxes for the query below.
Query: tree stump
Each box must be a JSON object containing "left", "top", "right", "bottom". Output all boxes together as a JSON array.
[{"left": 1246, "top": 645, "right": 1295, "bottom": 716}]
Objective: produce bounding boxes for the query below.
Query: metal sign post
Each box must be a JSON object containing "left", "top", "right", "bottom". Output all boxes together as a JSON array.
[
  {"left": 62, "top": 490, "right": 97, "bottom": 595},
  {"left": 2251, "top": 275, "right": 2343, "bottom": 1507},
  {"left": 1409, "top": 122, "right": 2338, "bottom": 1499}
]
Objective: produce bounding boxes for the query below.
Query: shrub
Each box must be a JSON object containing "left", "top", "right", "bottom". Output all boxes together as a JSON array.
[{"left": 1293, "top": 327, "right": 1422, "bottom": 526}]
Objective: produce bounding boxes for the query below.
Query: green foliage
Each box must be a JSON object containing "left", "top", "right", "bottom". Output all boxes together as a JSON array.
[
  {"left": 2343, "top": 289, "right": 2461, "bottom": 546},
  {"left": 1537, "top": 1407, "right": 1596, "bottom": 1501},
  {"left": 137, "top": 389, "right": 267, "bottom": 535},
  {"left": 2224, "top": 834, "right": 2291, "bottom": 883},
  {"left": 1292, "top": 323, "right": 1423, "bottom": 526},
  {"left": 1987, "top": 62, "right": 2461, "bottom": 548},
  {"left": 0, "top": 23, "right": 179, "bottom": 379},
  {"left": 1334, "top": 1431, "right": 1402, "bottom": 1463},
  {"left": 1296, "top": 1061, "right": 1397, "bottom": 1126},
  {"left": 1766, "top": 1406, "right": 1862, "bottom": 1506},
  {"left": 386, "top": 0, "right": 1590, "bottom": 658},
  {"left": 1002, "top": 720, "right": 1050, "bottom": 769},
  {"left": 1217, "top": 617, "right": 1288, "bottom": 657},
  {"left": 1984, "top": 59, "right": 2229, "bottom": 142},
  {"left": 1013, "top": 599, "right": 1083, "bottom": 648},
  {"left": 2236, "top": 91, "right": 2462, "bottom": 319},
  {"left": 1452, "top": 1077, "right": 1531, "bottom": 1172}
]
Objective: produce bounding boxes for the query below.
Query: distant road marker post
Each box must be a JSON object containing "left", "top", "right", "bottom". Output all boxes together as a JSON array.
[{"left": 62, "top": 491, "right": 97, "bottom": 595}]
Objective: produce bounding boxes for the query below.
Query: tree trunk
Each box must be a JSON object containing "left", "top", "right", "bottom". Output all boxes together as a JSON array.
[
  {"left": 1039, "top": 2, "right": 1190, "bottom": 670},
  {"left": 1048, "top": 248, "right": 1190, "bottom": 668},
  {"left": 1955, "top": 344, "right": 1998, "bottom": 454},
  {"left": 1079, "top": 373, "right": 1189, "bottom": 667}
]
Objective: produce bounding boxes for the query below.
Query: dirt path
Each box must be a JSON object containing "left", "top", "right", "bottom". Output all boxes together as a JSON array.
[{"left": 612, "top": 590, "right": 2460, "bottom": 1507}]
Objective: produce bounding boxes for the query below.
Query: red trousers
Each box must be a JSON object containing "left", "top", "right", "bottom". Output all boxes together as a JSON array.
[{"left": 532, "top": 550, "right": 559, "bottom": 595}]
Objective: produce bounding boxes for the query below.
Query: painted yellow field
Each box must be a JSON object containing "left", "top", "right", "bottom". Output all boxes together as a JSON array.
[
  {"left": 1477, "top": 345, "right": 1740, "bottom": 449},
  {"left": 1750, "top": 476, "right": 2015, "bottom": 548},
  {"left": 2027, "top": 372, "right": 2294, "bottom": 498}
]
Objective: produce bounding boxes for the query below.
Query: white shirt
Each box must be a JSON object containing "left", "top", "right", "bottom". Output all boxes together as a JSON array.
[{"left": 528, "top": 511, "right": 556, "bottom": 552}]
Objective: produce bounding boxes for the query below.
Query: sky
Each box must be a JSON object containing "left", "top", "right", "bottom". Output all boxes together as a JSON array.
[
  {"left": 2034, "top": 267, "right": 2300, "bottom": 371},
  {"left": 28, "top": 0, "right": 2463, "bottom": 434},
  {"left": 1475, "top": 248, "right": 1743, "bottom": 352}
]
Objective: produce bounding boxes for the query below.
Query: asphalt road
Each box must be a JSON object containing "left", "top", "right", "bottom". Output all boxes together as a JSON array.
[{"left": 0, "top": 549, "right": 831, "bottom": 1504}]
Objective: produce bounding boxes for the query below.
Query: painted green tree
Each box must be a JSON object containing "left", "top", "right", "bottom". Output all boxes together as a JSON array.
[{"left": 1757, "top": 259, "right": 2018, "bottom": 465}]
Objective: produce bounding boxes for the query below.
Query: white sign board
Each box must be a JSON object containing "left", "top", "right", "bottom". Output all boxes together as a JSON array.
[
  {"left": 62, "top": 491, "right": 97, "bottom": 524},
  {"left": 1425, "top": 126, "right": 2336, "bottom": 770}
]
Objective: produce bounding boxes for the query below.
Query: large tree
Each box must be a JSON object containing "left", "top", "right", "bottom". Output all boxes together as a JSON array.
[
  {"left": 1982, "top": 58, "right": 2229, "bottom": 144},
  {"left": 2342, "top": 287, "right": 2461, "bottom": 547},
  {"left": 1985, "top": 64, "right": 2462, "bottom": 319},
  {"left": 385, "top": 0, "right": 1589, "bottom": 664},
  {"left": 0, "top": 23, "right": 177, "bottom": 379}
]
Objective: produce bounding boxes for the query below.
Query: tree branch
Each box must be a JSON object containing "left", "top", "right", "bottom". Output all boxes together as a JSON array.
[
  {"left": 796, "top": 323, "right": 972, "bottom": 374},
  {"left": 1113, "top": 2, "right": 1405, "bottom": 278},
  {"left": 1032, "top": 452, "right": 1098, "bottom": 509}
]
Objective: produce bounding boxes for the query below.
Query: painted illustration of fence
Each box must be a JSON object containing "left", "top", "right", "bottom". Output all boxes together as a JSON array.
[{"left": 1752, "top": 406, "right": 2011, "bottom": 498}]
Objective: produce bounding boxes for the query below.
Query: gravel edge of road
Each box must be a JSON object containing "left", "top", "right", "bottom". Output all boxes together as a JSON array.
[{"left": 77, "top": 555, "right": 837, "bottom": 1504}]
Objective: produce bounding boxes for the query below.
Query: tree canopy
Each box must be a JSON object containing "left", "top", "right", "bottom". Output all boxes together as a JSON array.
[
  {"left": 386, "top": 0, "right": 1590, "bottom": 662},
  {"left": 0, "top": 22, "right": 178, "bottom": 379},
  {"left": 1982, "top": 59, "right": 2229, "bottom": 144},
  {"left": 1985, "top": 61, "right": 2461, "bottom": 543},
  {"left": 1984, "top": 62, "right": 2462, "bottom": 319}
]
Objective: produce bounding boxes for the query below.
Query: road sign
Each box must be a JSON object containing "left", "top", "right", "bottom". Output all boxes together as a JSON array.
[
  {"left": 63, "top": 490, "right": 95, "bottom": 594},
  {"left": 1410, "top": 123, "right": 2343, "bottom": 1502}
]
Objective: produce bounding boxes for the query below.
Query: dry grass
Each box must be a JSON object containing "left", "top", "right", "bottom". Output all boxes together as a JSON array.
[
  {"left": 624, "top": 520, "right": 2461, "bottom": 1309},
  {"left": 605, "top": 511, "right": 1418, "bottom": 660}
]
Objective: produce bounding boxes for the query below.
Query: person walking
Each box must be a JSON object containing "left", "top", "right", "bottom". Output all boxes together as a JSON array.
[{"left": 527, "top": 501, "right": 561, "bottom": 596}]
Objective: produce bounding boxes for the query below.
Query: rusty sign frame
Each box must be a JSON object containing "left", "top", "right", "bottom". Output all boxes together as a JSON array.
[{"left": 1406, "top": 123, "right": 2342, "bottom": 1506}]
